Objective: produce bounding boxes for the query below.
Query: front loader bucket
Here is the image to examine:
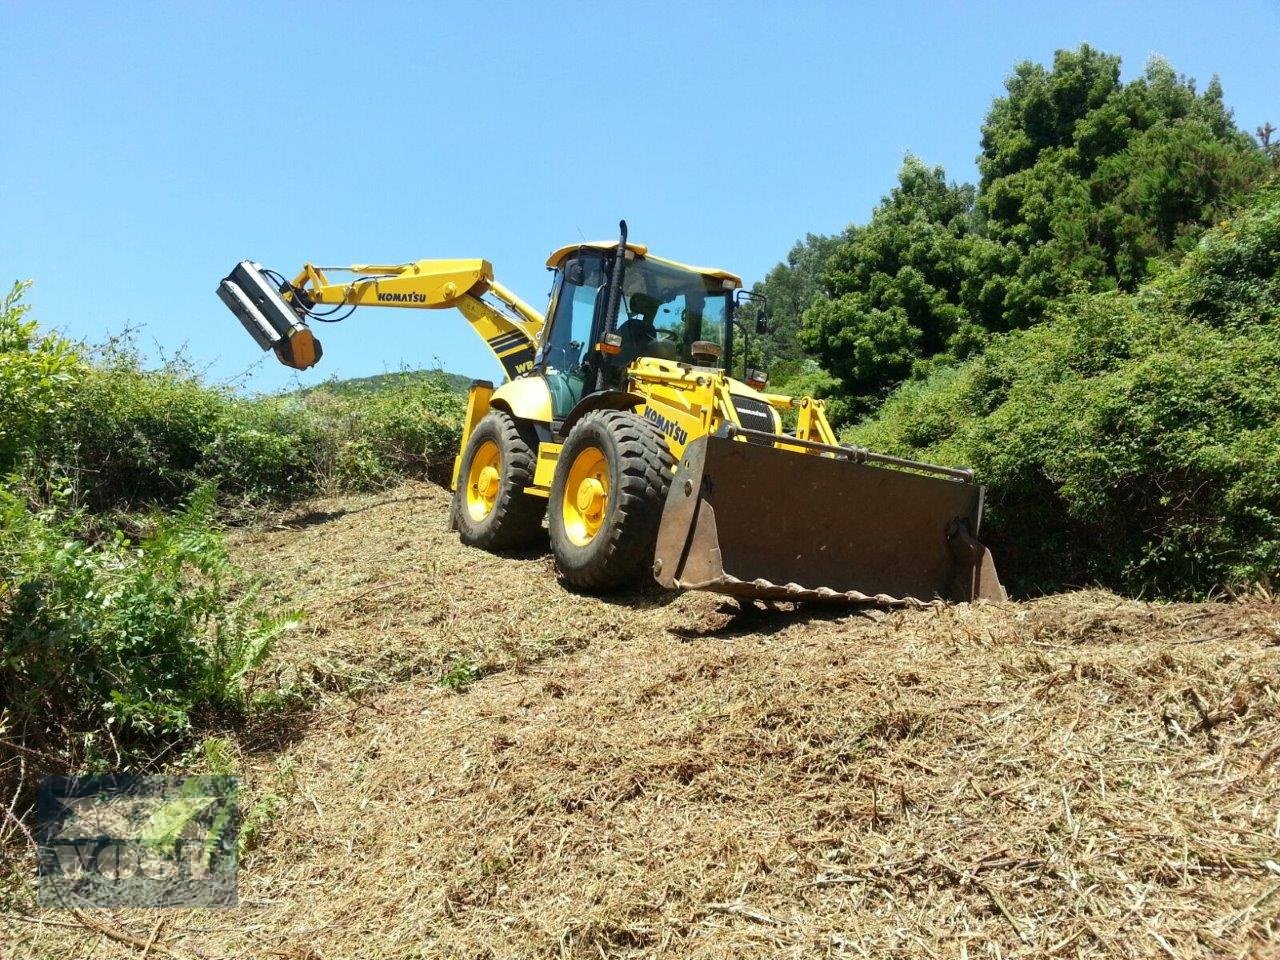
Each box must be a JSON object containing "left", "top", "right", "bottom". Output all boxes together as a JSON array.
[{"left": 653, "top": 434, "right": 1005, "bottom": 605}]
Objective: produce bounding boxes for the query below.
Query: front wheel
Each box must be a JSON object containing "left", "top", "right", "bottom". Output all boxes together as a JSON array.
[
  {"left": 548, "top": 410, "right": 674, "bottom": 591},
  {"left": 451, "top": 411, "right": 546, "bottom": 549}
]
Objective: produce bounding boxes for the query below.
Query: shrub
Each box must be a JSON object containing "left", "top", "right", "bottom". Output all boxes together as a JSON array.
[
  {"left": 202, "top": 398, "right": 318, "bottom": 504},
  {"left": 1, "top": 282, "right": 465, "bottom": 512},
  {"left": 298, "top": 373, "right": 466, "bottom": 491},
  {"left": 46, "top": 357, "right": 234, "bottom": 509},
  {"left": 0, "top": 287, "right": 465, "bottom": 819},
  {"left": 849, "top": 186, "right": 1280, "bottom": 598},
  {"left": 0, "top": 484, "right": 297, "bottom": 750},
  {"left": 767, "top": 359, "right": 852, "bottom": 427},
  {"left": 0, "top": 281, "right": 82, "bottom": 473}
]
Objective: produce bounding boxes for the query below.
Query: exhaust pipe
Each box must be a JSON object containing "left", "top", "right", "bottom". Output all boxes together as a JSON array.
[{"left": 217, "top": 261, "right": 322, "bottom": 370}]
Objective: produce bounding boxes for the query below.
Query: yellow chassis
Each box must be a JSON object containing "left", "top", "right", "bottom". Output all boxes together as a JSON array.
[{"left": 451, "top": 355, "right": 840, "bottom": 498}]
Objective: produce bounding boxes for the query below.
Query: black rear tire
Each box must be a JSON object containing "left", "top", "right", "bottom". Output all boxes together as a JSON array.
[
  {"left": 548, "top": 410, "right": 675, "bottom": 591},
  {"left": 451, "top": 411, "right": 546, "bottom": 549}
]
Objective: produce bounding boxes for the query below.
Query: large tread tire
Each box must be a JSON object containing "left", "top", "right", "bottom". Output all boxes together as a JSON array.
[
  {"left": 548, "top": 410, "right": 675, "bottom": 591},
  {"left": 451, "top": 411, "right": 546, "bottom": 550}
]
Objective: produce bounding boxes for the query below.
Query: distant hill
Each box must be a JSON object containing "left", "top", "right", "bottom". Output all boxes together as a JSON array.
[{"left": 293, "top": 368, "right": 473, "bottom": 397}]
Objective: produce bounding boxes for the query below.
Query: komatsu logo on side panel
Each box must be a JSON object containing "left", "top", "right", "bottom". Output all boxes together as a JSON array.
[
  {"left": 644, "top": 408, "right": 688, "bottom": 445},
  {"left": 375, "top": 292, "right": 428, "bottom": 304}
]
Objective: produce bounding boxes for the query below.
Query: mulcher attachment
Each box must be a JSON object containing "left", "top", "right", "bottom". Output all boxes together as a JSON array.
[
  {"left": 217, "top": 261, "right": 322, "bottom": 370},
  {"left": 652, "top": 431, "right": 1005, "bottom": 606}
]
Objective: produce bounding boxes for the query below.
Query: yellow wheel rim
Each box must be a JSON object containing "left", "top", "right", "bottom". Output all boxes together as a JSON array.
[
  {"left": 465, "top": 440, "right": 502, "bottom": 522},
  {"left": 561, "top": 446, "right": 609, "bottom": 546}
]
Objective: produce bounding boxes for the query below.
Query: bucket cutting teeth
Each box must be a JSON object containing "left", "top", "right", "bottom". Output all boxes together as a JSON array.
[{"left": 653, "top": 431, "right": 1005, "bottom": 606}]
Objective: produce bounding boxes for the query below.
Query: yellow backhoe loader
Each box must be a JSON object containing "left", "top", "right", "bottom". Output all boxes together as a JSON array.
[{"left": 217, "top": 223, "right": 1004, "bottom": 604}]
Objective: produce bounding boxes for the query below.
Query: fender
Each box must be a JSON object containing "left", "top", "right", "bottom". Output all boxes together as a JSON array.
[
  {"left": 559, "top": 390, "right": 647, "bottom": 437},
  {"left": 490, "top": 375, "right": 554, "bottom": 425}
]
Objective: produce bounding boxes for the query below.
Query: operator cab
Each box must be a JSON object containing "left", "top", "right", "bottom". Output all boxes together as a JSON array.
[{"left": 538, "top": 242, "right": 741, "bottom": 420}]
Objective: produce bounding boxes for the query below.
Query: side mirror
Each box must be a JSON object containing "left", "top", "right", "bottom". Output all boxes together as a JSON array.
[
  {"left": 564, "top": 259, "right": 586, "bottom": 286},
  {"left": 755, "top": 310, "right": 769, "bottom": 336}
]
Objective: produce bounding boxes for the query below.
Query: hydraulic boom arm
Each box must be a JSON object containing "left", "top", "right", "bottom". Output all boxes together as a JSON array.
[{"left": 219, "top": 258, "right": 544, "bottom": 379}]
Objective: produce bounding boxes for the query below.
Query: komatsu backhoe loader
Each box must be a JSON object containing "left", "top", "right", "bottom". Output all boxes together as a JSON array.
[{"left": 218, "top": 223, "right": 1003, "bottom": 604}]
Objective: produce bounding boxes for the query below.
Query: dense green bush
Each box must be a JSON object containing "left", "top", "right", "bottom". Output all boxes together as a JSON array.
[
  {"left": 0, "top": 284, "right": 465, "bottom": 512},
  {"left": 850, "top": 187, "right": 1280, "bottom": 598},
  {"left": 765, "top": 358, "right": 853, "bottom": 428},
  {"left": 0, "top": 281, "right": 82, "bottom": 471},
  {"left": 46, "top": 354, "right": 263, "bottom": 508},
  {"left": 41, "top": 364, "right": 464, "bottom": 510},
  {"left": 291, "top": 373, "right": 465, "bottom": 491},
  {"left": 0, "top": 484, "right": 296, "bottom": 751}
]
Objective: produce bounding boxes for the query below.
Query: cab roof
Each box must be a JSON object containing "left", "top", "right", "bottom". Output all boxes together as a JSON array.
[{"left": 545, "top": 241, "right": 743, "bottom": 287}]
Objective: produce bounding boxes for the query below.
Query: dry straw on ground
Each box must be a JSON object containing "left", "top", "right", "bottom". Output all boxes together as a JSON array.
[{"left": 5, "top": 482, "right": 1278, "bottom": 958}]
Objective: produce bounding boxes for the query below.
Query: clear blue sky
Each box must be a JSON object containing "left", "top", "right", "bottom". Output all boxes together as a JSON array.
[{"left": 3, "top": 1, "right": 1277, "bottom": 393}]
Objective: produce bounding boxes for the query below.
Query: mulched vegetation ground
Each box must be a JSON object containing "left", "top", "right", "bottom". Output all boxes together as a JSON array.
[{"left": 6, "top": 482, "right": 1278, "bottom": 958}]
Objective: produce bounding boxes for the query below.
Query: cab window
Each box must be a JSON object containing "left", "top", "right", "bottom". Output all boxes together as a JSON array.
[{"left": 543, "top": 255, "right": 606, "bottom": 418}]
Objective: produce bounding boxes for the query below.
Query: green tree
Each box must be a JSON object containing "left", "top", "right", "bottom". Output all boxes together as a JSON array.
[
  {"left": 772, "top": 45, "right": 1268, "bottom": 416},
  {"left": 978, "top": 49, "right": 1265, "bottom": 303},
  {"left": 749, "top": 231, "right": 844, "bottom": 368},
  {"left": 796, "top": 157, "right": 1006, "bottom": 413}
]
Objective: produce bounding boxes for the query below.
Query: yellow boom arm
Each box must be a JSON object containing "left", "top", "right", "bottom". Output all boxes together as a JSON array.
[{"left": 287, "top": 259, "right": 544, "bottom": 380}]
